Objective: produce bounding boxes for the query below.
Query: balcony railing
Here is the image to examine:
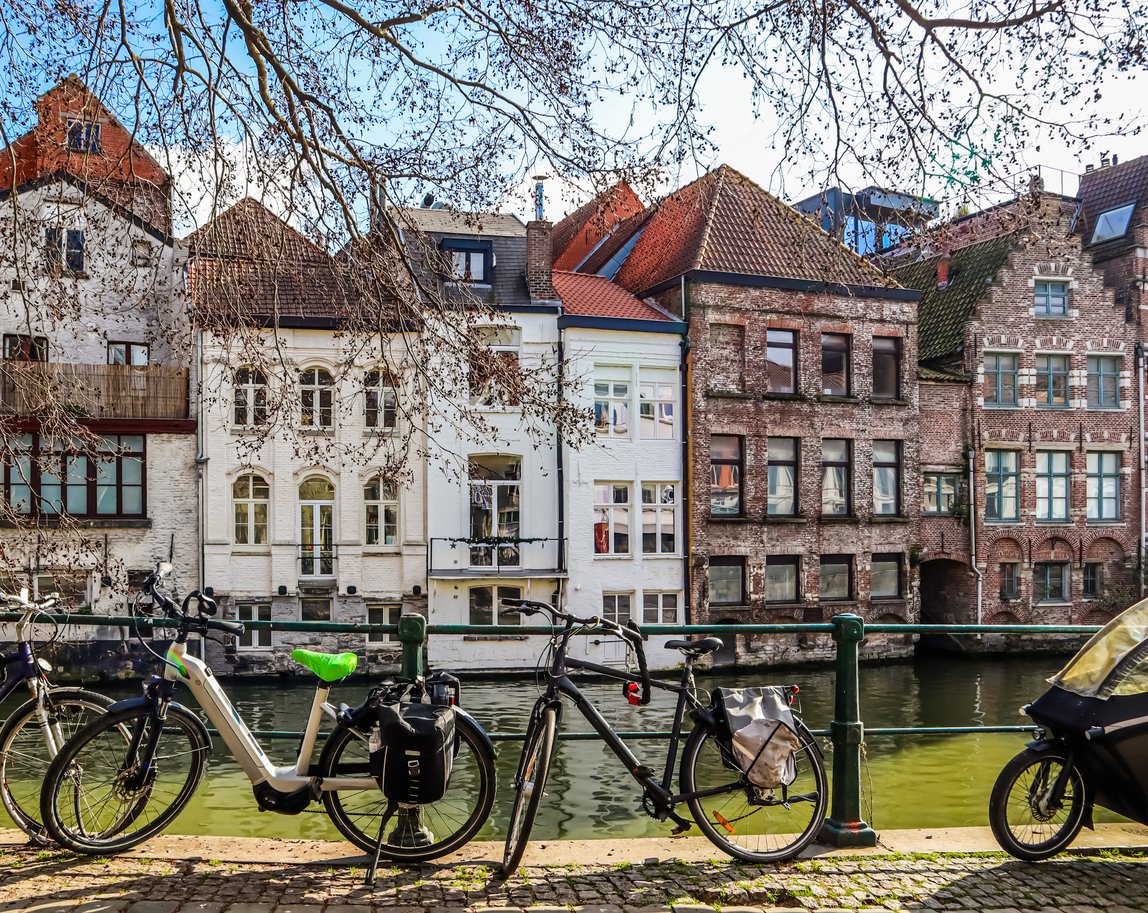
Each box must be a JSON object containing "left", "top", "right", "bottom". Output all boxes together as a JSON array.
[
  {"left": 0, "top": 362, "right": 189, "bottom": 420},
  {"left": 298, "top": 543, "right": 338, "bottom": 579},
  {"left": 428, "top": 537, "right": 565, "bottom": 577}
]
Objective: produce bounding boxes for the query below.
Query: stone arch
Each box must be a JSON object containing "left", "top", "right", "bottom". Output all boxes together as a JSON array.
[
  {"left": 1033, "top": 536, "right": 1074, "bottom": 563},
  {"left": 918, "top": 558, "right": 975, "bottom": 624},
  {"left": 989, "top": 536, "right": 1023, "bottom": 561},
  {"left": 988, "top": 610, "right": 1022, "bottom": 625},
  {"left": 1084, "top": 536, "right": 1125, "bottom": 563},
  {"left": 1080, "top": 608, "right": 1113, "bottom": 626},
  {"left": 875, "top": 612, "right": 907, "bottom": 624}
]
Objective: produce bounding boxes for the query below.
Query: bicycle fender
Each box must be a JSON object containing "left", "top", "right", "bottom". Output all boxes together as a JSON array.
[
  {"left": 106, "top": 696, "right": 213, "bottom": 752},
  {"left": 1024, "top": 737, "right": 1061, "bottom": 752},
  {"left": 454, "top": 707, "right": 496, "bottom": 759}
]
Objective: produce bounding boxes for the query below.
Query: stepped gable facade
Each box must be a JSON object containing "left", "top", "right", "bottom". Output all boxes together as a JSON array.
[{"left": 583, "top": 164, "right": 922, "bottom": 665}]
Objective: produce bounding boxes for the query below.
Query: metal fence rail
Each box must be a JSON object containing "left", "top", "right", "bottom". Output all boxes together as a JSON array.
[{"left": 0, "top": 610, "right": 1100, "bottom": 847}]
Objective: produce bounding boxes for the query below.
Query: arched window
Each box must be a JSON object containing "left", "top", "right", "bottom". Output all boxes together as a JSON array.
[
  {"left": 299, "top": 475, "right": 335, "bottom": 576},
  {"left": 233, "top": 367, "right": 268, "bottom": 426},
  {"left": 233, "top": 473, "right": 270, "bottom": 544},
  {"left": 299, "top": 367, "right": 334, "bottom": 429},
  {"left": 364, "top": 476, "right": 399, "bottom": 546},
  {"left": 364, "top": 369, "right": 398, "bottom": 431}
]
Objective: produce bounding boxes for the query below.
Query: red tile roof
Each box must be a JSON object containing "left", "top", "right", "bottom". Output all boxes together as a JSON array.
[
  {"left": 551, "top": 182, "right": 645, "bottom": 271},
  {"left": 553, "top": 270, "right": 673, "bottom": 323},
  {"left": 595, "top": 165, "right": 898, "bottom": 295}
]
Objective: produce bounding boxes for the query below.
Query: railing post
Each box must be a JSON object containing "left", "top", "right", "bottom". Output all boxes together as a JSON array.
[
  {"left": 820, "top": 613, "right": 877, "bottom": 847},
  {"left": 398, "top": 613, "right": 426, "bottom": 680}
]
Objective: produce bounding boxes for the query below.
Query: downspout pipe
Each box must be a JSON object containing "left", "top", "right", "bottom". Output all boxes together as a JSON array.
[
  {"left": 556, "top": 332, "right": 566, "bottom": 577},
  {"left": 968, "top": 443, "right": 984, "bottom": 626},
  {"left": 679, "top": 274, "right": 692, "bottom": 625},
  {"left": 1138, "top": 344, "right": 1146, "bottom": 597}
]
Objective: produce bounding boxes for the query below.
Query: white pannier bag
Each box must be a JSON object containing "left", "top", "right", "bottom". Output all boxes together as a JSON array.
[{"left": 718, "top": 686, "right": 801, "bottom": 789}]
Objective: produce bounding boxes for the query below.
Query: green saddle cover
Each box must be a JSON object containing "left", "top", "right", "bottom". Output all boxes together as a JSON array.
[{"left": 291, "top": 649, "right": 358, "bottom": 682}]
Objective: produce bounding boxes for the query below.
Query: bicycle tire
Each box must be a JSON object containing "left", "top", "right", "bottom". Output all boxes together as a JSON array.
[
  {"left": 501, "top": 703, "right": 557, "bottom": 875},
  {"left": 989, "top": 747, "right": 1087, "bottom": 861},
  {"left": 0, "top": 688, "right": 113, "bottom": 843},
  {"left": 40, "top": 703, "right": 209, "bottom": 854},
  {"left": 681, "top": 718, "right": 827, "bottom": 863},
  {"left": 319, "top": 711, "right": 496, "bottom": 862}
]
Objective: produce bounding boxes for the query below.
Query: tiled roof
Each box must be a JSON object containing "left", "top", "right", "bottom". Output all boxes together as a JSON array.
[
  {"left": 553, "top": 271, "right": 673, "bottom": 323},
  {"left": 918, "top": 365, "right": 968, "bottom": 383},
  {"left": 592, "top": 165, "right": 898, "bottom": 295},
  {"left": 184, "top": 197, "right": 328, "bottom": 262},
  {"left": 1077, "top": 155, "right": 1148, "bottom": 255},
  {"left": 395, "top": 207, "right": 526, "bottom": 237},
  {"left": 892, "top": 234, "right": 1017, "bottom": 363},
  {"left": 551, "top": 182, "right": 645, "bottom": 270}
]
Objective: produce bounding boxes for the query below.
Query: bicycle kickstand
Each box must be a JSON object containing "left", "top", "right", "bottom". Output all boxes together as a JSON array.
[{"left": 365, "top": 802, "right": 397, "bottom": 887}]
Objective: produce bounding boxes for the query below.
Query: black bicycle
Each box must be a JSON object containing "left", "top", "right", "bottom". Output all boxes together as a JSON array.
[{"left": 500, "top": 598, "right": 827, "bottom": 873}]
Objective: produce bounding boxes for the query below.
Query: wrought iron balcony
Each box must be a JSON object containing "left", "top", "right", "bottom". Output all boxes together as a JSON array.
[
  {"left": 428, "top": 537, "right": 565, "bottom": 578},
  {"left": 0, "top": 362, "right": 189, "bottom": 421}
]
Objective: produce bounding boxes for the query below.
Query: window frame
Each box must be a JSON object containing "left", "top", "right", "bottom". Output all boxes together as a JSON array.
[
  {"left": 1083, "top": 563, "right": 1103, "bottom": 600},
  {"left": 820, "top": 332, "right": 851, "bottom": 396},
  {"left": 1086, "top": 355, "right": 1121, "bottom": 409},
  {"left": 985, "top": 449, "right": 1020, "bottom": 522},
  {"left": 45, "top": 227, "right": 85, "bottom": 274},
  {"left": 441, "top": 238, "right": 494, "bottom": 284},
  {"left": 821, "top": 438, "right": 852, "bottom": 517},
  {"left": 232, "top": 472, "right": 270, "bottom": 546},
  {"left": 999, "top": 562, "right": 1020, "bottom": 600},
  {"left": 3, "top": 334, "right": 48, "bottom": 362},
  {"left": 819, "top": 555, "right": 854, "bottom": 602},
  {"left": 640, "top": 481, "right": 677, "bottom": 555},
  {"left": 299, "top": 366, "right": 335, "bottom": 429},
  {"left": 300, "top": 596, "right": 333, "bottom": 622},
  {"left": 1090, "top": 203, "right": 1136, "bottom": 245},
  {"left": 871, "top": 336, "right": 901, "bottom": 401},
  {"left": 638, "top": 370, "right": 676, "bottom": 439},
  {"left": 764, "top": 555, "right": 800, "bottom": 604},
  {"left": 66, "top": 120, "right": 101, "bottom": 153},
  {"left": 767, "top": 436, "right": 799, "bottom": 517},
  {"left": 1033, "top": 562, "right": 1069, "bottom": 604},
  {"left": 602, "top": 591, "right": 633, "bottom": 625},
  {"left": 364, "top": 475, "right": 400, "bottom": 547},
  {"left": 364, "top": 369, "right": 398, "bottom": 431},
  {"left": 765, "top": 328, "right": 798, "bottom": 395},
  {"left": 641, "top": 591, "right": 680, "bottom": 624},
  {"left": 594, "top": 481, "right": 632, "bottom": 556},
  {"left": 870, "top": 553, "right": 902, "bottom": 600},
  {"left": 468, "top": 584, "right": 524, "bottom": 625},
  {"left": 872, "top": 440, "right": 901, "bottom": 516},
  {"left": 594, "top": 371, "right": 631, "bottom": 437},
  {"left": 107, "top": 341, "right": 150, "bottom": 366},
  {"left": 1035, "top": 450, "right": 1070, "bottom": 522},
  {"left": 1034, "top": 354, "right": 1069, "bottom": 408},
  {"left": 708, "top": 556, "right": 746, "bottom": 606},
  {"left": 366, "top": 601, "right": 402, "bottom": 644},
  {"left": 233, "top": 366, "right": 269, "bottom": 427},
  {"left": 709, "top": 435, "right": 744, "bottom": 518},
  {"left": 469, "top": 326, "right": 521, "bottom": 407},
  {"left": 923, "top": 472, "right": 959, "bottom": 515},
  {"left": 235, "top": 602, "right": 273, "bottom": 650},
  {"left": 1087, "top": 451, "right": 1121, "bottom": 521},
  {"left": 468, "top": 455, "right": 522, "bottom": 568},
  {"left": 1033, "top": 279, "right": 1070, "bottom": 317},
  {"left": 983, "top": 352, "right": 1019, "bottom": 407}
]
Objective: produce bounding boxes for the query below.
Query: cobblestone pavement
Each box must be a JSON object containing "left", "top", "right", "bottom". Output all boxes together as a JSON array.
[{"left": 1, "top": 844, "right": 1146, "bottom": 913}]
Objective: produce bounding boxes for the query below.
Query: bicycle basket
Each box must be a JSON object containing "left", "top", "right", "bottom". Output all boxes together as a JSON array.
[{"left": 714, "top": 686, "right": 801, "bottom": 789}]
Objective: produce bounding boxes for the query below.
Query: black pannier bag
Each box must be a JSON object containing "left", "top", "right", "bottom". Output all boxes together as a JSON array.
[{"left": 368, "top": 682, "right": 457, "bottom": 804}]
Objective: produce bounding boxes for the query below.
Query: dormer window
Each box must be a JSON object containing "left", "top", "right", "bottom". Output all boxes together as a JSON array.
[
  {"left": 1090, "top": 203, "right": 1135, "bottom": 245},
  {"left": 66, "top": 120, "right": 100, "bottom": 153},
  {"left": 442, "top": 239, "right": 493, "bottom": 284}
]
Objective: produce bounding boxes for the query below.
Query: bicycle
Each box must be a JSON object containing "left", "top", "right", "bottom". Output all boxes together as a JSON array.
[
  {"left": 39, "top": 563, "right": 497, "bottom": 859},
  {"left": 0, "top": 589, "right": 113, "bottom": 842},
  {"left": 500, "top": 598, "right": 828, "bottom": 873}
]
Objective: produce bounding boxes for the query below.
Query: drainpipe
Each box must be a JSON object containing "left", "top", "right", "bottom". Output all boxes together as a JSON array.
[
  {"left": 679, "top": 275, "right": 693, "bottom": 625},
  {"left": 1138, "top": 344, "right": 1146, "bottom": 597},
  {"left": 967, "top": 444, "right": 984, "bottom": 626},
  {"left": 556, "top": 332, "right": 566, "bottom": 579}
]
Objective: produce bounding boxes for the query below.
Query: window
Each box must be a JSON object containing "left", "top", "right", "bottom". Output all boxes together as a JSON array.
[
  {"left": 1035, "top": 354, "right": 1069, "bottom": 408},
  {"left": 983, "top": 353, "right": 1018, "bottom": 406},
  {"left": 821, "top": 333, "right": 850, "bottom": 395},
  {"left": 924, "top": 473, "right": 959, "bottom": 515},
  {"left": 594, "top": 372, "right": 630, "bottom": 435},
  {"left": 766, "top": 329, "right": 797, "bottom": 394},
  {"left": 641, "top": 482, "right": 676, "bottom": 554},
  {"left": 442, "top": 239, "right": 492, "bottom": 283},
  {"left": 299, "top": 367, "right": 334, "bottom": 428},
  {"left": 366, "top": 602, "right": 402, "bottom": 644},
  {"left": 767, "top": 437, "right": 798, "bottom": 516},
  {"left": 639, "top": 371, "right": 676, "bottom": 439},
  {"left": 1090, "top": 203, "right": 1135, "bottom": 245},
  {"left": 1035, "top": 451, "right": 1070, "bottom": 522},
  {"left": 233, "top": 367, "right": 268, "bottom": 426},
  {"left": 301, "top": 596, "right": 332, "bottom": 622},
  {"left": 872, "top": 441, "right": 901, "bottom": 516},
  {"left": 233, "top": 473, "right": 270, "bottom": 545},
  {"left": 1086, "top": 356, "right": 1120, "bottom": 408},
  {"left": 236, "top": 602, "right": 272, "bottom": 650},
  {"left": 594, "top": 483, "right": 631, "bottom": 555},
  {"left": 1087, "top": 452, "right": 1121, "bottom": 521},
  {"left": 1083, "top": 564, "right": 1103, "bottom": 600},
  {"left": 821, "top": 439, "right": 851, "bottom": 516},
  {"left": 1034, "top": 280, "right": 1069, "bottom": 317},
  {"left": 3, "top": 334, "right": 47, "bottom": 361},
  {"left": 364, "top": 369, "right": 398, "bottom": 430},
  {"left": 1034, "top": 562, "right": 1068, "bottom": 603},
  {"left": 131, "top": 238, "right": 152, "bottom": 267},
  {"left": 708, "top": 556, "right": 745, "bottom": 605},
  {"left": 107, "top": 342, "right": 149, "bottom": 366},
  {"left": 35, "top": 571, "right": 88, "bottom": 608},
  {"left": 709, "top": 324, "right": 745, "bottom": 391},
  {"left": 66, "top": 120, "right": 100, "bottom": 152},
  {"left": 45, "top": 227, "right": 84, "bottom": 273},
  {"left": 871, "top": 554, "right": 902, "bottom": 599},
  {"left": 642, "top": 592, "right": 679, "bottom": 623},
  {"left": 298, "top": 476, "right": 335, "bottom": 576},
  {"left": 469, "top": 584, "right": 522, "bottom": 625},
  {"left": 985, "top": 450, "right": 1019, "bottom": 521},
  {"left": 364, "top": 476, "right": 399, "bottom": 546},
  {"left": 765, "top": 556, "right": 799, "bottom": 603},
  {"left": 469, "top": 326, "right": 521, "bottom": 407},
  {"left": 710, "top": 435, "right": 743, "bottom": 517},
  {"left": 820, "top": 556, "right": 852, "bottom": 601},
  {"left": 1000, "top": 563, "right": 1020, "bottom": 600},
  {"left": 602, "top": 592, "right": 632, "bottom": 625},
  {"left": 0, "top": 435, "right": 134, "bottom": 517},
  {"left": 872, "top": 337, "right": 900, "bottom": 400},
  {"left": 469, "top": 455, "right": 521, "bottom": 567},
  {"left": 96, "top": 435, "right": 144, "bottom": 516}
]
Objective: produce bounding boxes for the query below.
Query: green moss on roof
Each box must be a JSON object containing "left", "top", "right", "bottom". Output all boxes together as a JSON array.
[{"left": 893, "top": 234, "right": 1016, "bottom": 362}]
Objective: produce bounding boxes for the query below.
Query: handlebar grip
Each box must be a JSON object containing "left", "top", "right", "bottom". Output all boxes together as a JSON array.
[
  {"left": 501, "top": 598, "right": 525, "bottom": 607},
  {"left": 207, "top": 618, "right": 245, "bottom": 636}
]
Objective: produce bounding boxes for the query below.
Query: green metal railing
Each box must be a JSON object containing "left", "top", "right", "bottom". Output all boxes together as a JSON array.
[{"left": 0, "top": 610, "right": 1100, "bottom": 848}]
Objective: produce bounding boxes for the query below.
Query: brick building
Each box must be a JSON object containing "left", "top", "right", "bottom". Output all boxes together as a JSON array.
[
  {"left": 575, "top": 165, "right": 923, "bottom": 664},
  {"left": 893, "top": 191, "right": 1140, "bottom": 627}
]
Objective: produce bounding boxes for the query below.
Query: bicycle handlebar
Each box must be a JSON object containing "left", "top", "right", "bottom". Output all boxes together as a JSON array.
[{"left": 141, "top": 571, "right": 244, "bottom": 636}]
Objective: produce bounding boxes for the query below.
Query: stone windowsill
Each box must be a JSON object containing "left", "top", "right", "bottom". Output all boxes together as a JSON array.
[
  {"left": 707, "top": 389, "right": 756, "bottom": 400},
  {"left": 871, "top": 398, "right": 910, "bottom": 407},
  {"left": 709, "top": 515, "right": 749, "bottom": 523},
  {"left": 871, "top": 515, "right": 910, "bottom": 524},
  {"left": 0, "top": 517, "right": 152, "bottom": 529},
  {"left": 764, "top": 516, "right": 806, "bottom": 524},
  {"left": 763, "top": 392, "right": 804, "bottom": 402},
  {"left": 820, "top": 515, "right": 859, "bottom": 524},
  {"left": 709, "top": 603, "right": 750, "bottom": 611},
  {"left": 818, "top": 394, "right": 861, "bottom": 404}
]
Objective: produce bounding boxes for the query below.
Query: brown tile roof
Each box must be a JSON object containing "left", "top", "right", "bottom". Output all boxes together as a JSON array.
[
  {"left": 596, "top": 165, "right": 898, "bottom": 295},
  {"left": 553, "top": 271, "right": 674, "bottom": 323},
  {"left": 551, "top": 182, "right": 645, "bottom": 271},
  {"left": 184, "top": 197, "right": 328, "bottom": 262},
  {"left": 1077, "top": 155, "right": 1148, "bottom": 254}
]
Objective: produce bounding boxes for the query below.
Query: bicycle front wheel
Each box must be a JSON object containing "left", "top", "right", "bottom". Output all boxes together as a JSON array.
[
  {"left": 502, "top": 703, "right": 557, "bottom": 875},
  {"left": 319, "top": 711, "right": 496, "bottom": 862},
  {"left": 0, "top": 688, "right": 113, "bottom": 842},
  {"left": 989, "top": 747, "right": 1087, "bottom": 861},
  {"left": 681, "top": 719, "right": 827, "bottom": 863},
  {"left": 40, "top": 703, "right": 209, "bottom": 855}
]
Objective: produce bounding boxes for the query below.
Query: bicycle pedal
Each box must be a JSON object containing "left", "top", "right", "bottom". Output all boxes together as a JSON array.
[
  {"left": 632, "top": 765, "right": 655, "bottom": 780},
  {"left": 670, "top": 823, "right": 691, "bottom": 836}
]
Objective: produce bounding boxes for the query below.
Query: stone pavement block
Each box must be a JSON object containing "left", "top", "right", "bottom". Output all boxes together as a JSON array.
[
  {"left": 75, "top": 903, "right": 129, "bottom": 913},
  {"left": 175, "top": 905, "right": 226, "bottom": 913},
  {"left": 126, "top": 904, "right": 180, "bottom": 913},
  {"left": 320, "top": 907, "right": 371, "bottom": 913},
  {"left": 267, "top": 906, "right": 322, "bottom": 913}
]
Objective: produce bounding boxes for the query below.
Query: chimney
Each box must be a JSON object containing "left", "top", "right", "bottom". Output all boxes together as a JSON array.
[
  {"left": 937, "top": 252, "right": 952, "bottom": 289},
  {"left": 1113, "top": 154, "right": 1119, "bottom": 166},
  {"left": 526, "top": 220, "right": 557, "bottom": 300}
]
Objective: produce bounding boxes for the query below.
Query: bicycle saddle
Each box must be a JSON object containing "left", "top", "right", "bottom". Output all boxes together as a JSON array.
[
  {"left": 664, "top": 637, "right": 724, "bottom": 656},
  {"left": 291, "top": 649, "right": 359, "bottom": 682}
]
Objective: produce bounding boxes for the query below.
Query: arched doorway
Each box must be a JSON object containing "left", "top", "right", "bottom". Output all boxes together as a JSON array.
[{"left": 918, "top": 558, "right": 976, "bottom": 625}]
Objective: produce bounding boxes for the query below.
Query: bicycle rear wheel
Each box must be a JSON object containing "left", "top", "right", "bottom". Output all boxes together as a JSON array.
[
  {"left": 502, "top": 703, "right": 557, "bottom": 875},
  {"left": 681, "top": 719, "right": 827, "bottom": 863},
  {"left": 0, "top": 688, "right": 113, "bottom": 843},
  {"left": 40, "top": 704, "right": 209, "bottom": 854}
]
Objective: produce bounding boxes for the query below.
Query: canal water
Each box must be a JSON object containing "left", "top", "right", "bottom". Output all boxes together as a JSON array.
[{"left": 0, "top": 651, "right": 1102, "bottom": 842}]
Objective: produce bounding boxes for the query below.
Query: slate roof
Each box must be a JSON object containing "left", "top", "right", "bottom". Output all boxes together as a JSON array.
[
  {"left": 396, "top": 207, "right": 526, "bottom": 237},
  {"left": 553, "top": 270, "right": 674, "bottom": 323},
  {"left": 1077, "top": 155, "right": 1148, "bottom": 259},
  {"left": 892, "top": 233, "right": 1017, "bottom": 363},
  {"left": 589, "top": 165, "right": 899, "bottom": 296},
  {"left": 551, "top": 182, "right": 644, "bottom": 271}
]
